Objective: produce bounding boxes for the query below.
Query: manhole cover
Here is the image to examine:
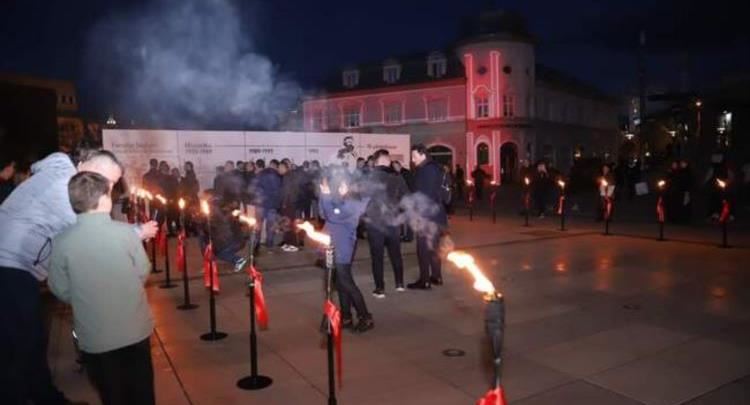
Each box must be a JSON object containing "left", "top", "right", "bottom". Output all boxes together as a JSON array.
[
  {"left": 442, "top": 348, "right": 466, "bottom": 357},
  {"left": 622, "top": 304, "right": 641, "bottom": 311}
]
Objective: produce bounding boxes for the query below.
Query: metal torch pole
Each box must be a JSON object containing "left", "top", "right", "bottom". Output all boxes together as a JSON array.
[
  {"left": 201, "top": 213, "right": 227, "bottom": 341},
  {"left": 177, "top": 211, "right": 198, "bottom": 310},
  {"left": 524, "top": 189, "right": 530, "bottom": 227},
  {"left": 160, "top": 213, "right": 176, "bottom": 288},
  {"left": 237, "top": 230, "right": 273, "bottom": 390},
  {"left": 325, "top": 245, "right": 337, "bottom": 405},
  {"left": 484, "top": 293, "right": 506, "bottom": 396}
]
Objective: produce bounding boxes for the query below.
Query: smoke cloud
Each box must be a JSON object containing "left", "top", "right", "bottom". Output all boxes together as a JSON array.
[{"left": 85, "top": 0, "right": 300, "bottom": 128}]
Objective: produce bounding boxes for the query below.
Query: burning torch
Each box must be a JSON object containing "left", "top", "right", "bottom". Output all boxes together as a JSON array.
[
  {"left": 490, "top": 180, "right": 498, "bottom": 224},
  {"left": 467, "top": 180, "right": 475, "bottom": 221},
  {"left": 142, "top": 191, "right": 162, "bottom": 274},
  {"left": 155, "top": 195, "right": 175, "bottom": 289},
  {"left": 446, "top": 251, "right": 506, "bottom": 405},
  {"left": 557, "top": 179, "right": 566, "bottom": 231},
  {"left": 200, "top": 199, "right": 227, "bottom": 341},
  {"left": 523, "top": 176, "right": 531, "bottom": 227},
  {"left": 656, "top": 180, "right": 666, "bottom": 241},
  {"left": 297, "top": 221, "right": 339, "bottom": 405},
  {"left": 601, "top": 178, "right": 613, "bottom": 235},
  {"left": 176, "top": 198, "right": 198, "bottom": 311},
  {"left": 717, "top": 178, "right": 730, "bottom": 248}
]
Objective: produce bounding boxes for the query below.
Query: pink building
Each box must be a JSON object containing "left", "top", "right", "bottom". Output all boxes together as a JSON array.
[{"left": 302, "top": 9, "right": 621, "bottom": 183}]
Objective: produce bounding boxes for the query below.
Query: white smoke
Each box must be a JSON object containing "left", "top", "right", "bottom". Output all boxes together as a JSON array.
[{"left": 85, "top": 0, "right": 300, "bottom": 128}]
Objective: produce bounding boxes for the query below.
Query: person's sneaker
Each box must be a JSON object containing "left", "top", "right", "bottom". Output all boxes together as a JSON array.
[
  {"left": 407, "top": 280, "right": 431, "bottom": 290},
  {"left": 429, "top": 276, "right": 443, "bottom": 286},
  {"left": 285, "top": 245, "right": 300, "bottom": 252},
  {"left": 342, "top": 318, "right": 354, "bottom": 331},
  {"left": 372, "top": 288, "right": 386, "bottom": 299},
  {"left": 233, "top": 257, "right": 248, "bottom": 273},
  {"left": 395, "top": 284, "right": 406, "bottom": 292},
  {"left": 353, "top": 317, "right": 374, "bottom": 333}
]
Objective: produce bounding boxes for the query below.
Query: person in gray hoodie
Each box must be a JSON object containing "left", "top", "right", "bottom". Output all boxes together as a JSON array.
[{"left": 0, "top": 149, "right": 157, "bottom": 405}]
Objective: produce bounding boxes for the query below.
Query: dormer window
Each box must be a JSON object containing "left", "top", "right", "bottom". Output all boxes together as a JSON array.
[
  {"left": 383, "top": 59, "right": 401, "bottom": 84},
  {"left": 427, "top": 51, "right": 447, "bottom": 78},
  {"left": 343, "top": 69, "right": 359, "bottom": 88}
]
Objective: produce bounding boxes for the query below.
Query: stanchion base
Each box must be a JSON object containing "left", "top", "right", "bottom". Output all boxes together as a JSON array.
[
  {"left": 236, "top": 375, "right": 273, "bottom": 390},
  {"left": 200, "top": 331, "right": 228, "bottom": 341},
  {"left": 151, "top": 269, "right": 163, "bottom": 274},
  {"left": 177, "top": 303, "right": 199, "bottom": 310},
  {"left": 159, "top": 283, "right": 177, "bottom": 289}
]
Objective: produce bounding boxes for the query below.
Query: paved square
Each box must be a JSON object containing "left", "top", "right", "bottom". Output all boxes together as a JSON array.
[{"left": 47, "top": 214, "right": 750, "bottom": 404}]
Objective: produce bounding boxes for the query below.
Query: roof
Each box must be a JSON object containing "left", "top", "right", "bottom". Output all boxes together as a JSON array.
[{"left": 535, "top": 65, "right": 618, "bottom": 103}]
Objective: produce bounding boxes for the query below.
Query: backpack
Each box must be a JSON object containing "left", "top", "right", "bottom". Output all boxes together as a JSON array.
[{"left": 440, "top": 172, "right": 452, "bottom": 205}]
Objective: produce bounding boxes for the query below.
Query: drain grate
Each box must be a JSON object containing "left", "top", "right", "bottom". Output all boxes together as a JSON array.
[{"left": 442, "top": 348, "right": 466, "bottom": 357}]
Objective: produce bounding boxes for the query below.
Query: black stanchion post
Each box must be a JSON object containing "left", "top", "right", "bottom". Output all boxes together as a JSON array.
[
  {"left": 557, "top": 180, "right": 566, "bottom": 231},
  {"left": 237, "top": 229, "right": 273, "bottom": 390},
  {"left": 657, "top": 180, "right": 666, "bottom": 241},
  {"left": 177, "top": 200, "right": 198, "bottom": 310},
  {"left": 490, "top": 183, "right": 497, "bottom": 224},
  {"left": 200, "top": 200, "right": 227, "bottom": 341},
  {"left": 484, "top": 293, "right": 506, "bottom": 403},
  {"left": 159, "top": 220, "right": 176, "bottom": 289},
  {"left": 717, "top": 179, "right": 730, "bottom": 248},
  {"left": 468, "top": 182, "right": 474, "bottom": 222},
  {"left": 325, "top": 246, "right": 337, "bottom": 405},
  {"left": 523, "top": 177, "right": 530, "bottom": 227}
]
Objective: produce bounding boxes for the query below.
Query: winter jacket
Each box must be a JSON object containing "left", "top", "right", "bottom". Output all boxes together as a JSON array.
[
  {"left": 413, "top": 159, "right": 448, "bottom": 226},
  {"left": 363, "top": 166, "right": 409, "bottom": 227},
  {"left": 253, "top": 168, "right": 282, "bottom": 210},
  {"left": 0, "top": 153, "right": 77, "bottom": 280},
  {"left": 319, "top": 194, "right": 370, "bottom": 265}
]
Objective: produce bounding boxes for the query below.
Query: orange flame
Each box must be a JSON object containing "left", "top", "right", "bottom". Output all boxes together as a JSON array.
[
  {"left": 716, "top": 178, "right": 727, "bottom": 189},
  {"left": 232, "top": 209, "right": 257, "bottom": 226},
  {"left": 524, "top": 177, "right": 530, "bottom": 186},
  {"left": 155, "top": 194, "right": 167, "bottom": 205},
  {"left": 142, "top": 190, "right": 153, "bottom": 201},
  {"left": 601, "top": 178, "right": 609, "bottom": 188},
  {"left": 657, "top": 180, "right": 666, "bottom": 189},
  {"left": 200, "top": 200, "right": 210, "bottom": 216},
  {"left": 446, "top": 251, "right": 495, "bottom": 294},
  {"left": 178, "top": 198, "right": 185, "bottom": 210},
  {"left": 296, "top": 221, "right": 330, "bottom": 246},
  {"left": 466, "top": 180, "right": 474, "bottom": 186},
  {"left": 557, "top": 179, "right": 566, "bottom": 189}
]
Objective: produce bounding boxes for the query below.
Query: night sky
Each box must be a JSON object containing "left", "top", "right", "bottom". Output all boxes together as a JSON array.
[{"left": 1, "top": 0, "right": 747, "bottom": 120}]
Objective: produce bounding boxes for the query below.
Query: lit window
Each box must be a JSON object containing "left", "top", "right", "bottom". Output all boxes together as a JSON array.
[
  {"left": 503, "top": 94, "right": 515, "bottom": 117},
  {"left": 383, "top": 62, "right": 401, "bottom": 84},
  {"left": 311, "top": 110, "right": 324, "bottom": 130},
  {"left": 427, "top": 52, "right": 447, "bottom": 78},
  {"left": 343, "top": 70, "right": 359, "bottom": 88},
  {"left": 343, "top": 107, "right": 360, "bottom": 128},
  {"left": 476, "top": 96, "right": 489, "bottom": 118},
  {"left": 427, "top": 99, "right": 447, "bottom": 122},
  {"left": 384, "top": 103, "right": 402, "bottom": 124}
]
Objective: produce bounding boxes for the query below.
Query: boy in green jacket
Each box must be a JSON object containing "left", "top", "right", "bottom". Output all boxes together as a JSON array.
[{"left": 49, "top": 171, "right": 154, "bottom": 405}]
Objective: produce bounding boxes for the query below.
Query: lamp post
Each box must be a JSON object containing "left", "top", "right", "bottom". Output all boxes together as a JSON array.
[
  {"left": 446, "top": 251, "right": 506, "bottom": 405},
  {"left": 200, "top": 199, "right": 227, "bottom": 341},
  {"left": 234, "top": 211, "right": 273, "bottom": 390},
  {"left": 156, "top": 195, "right": 176, "bottom": 289},
  {"left": 523, "top": 177, "right": 530, "bottom": 227},
  {"left": 176, "top": 198, "right": 198, "bottom": 310},
  {"left": 297, "top": 221, "right": 339, "bottom": 405},
  {"left": 557, "top": 179, "right": 566, "bottom": 231},
  {"left": 656, "top": 180, "right": 666, "bottom": 241}
]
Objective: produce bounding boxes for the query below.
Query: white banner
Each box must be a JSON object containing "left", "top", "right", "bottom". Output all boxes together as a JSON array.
[{"left": 103, "top": 129, "right": 410, "bottom": 191}]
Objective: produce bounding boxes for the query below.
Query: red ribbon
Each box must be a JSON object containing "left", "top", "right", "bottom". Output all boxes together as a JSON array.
[
  {"left": 468, "top": 189, "right": 475, "bottom": 205},
  {"left": 719, "top": 199, "right": 731, "bottom": 223},
  {"left": 523, "top": 192, "right": 530, "bottom": 210},
  {"left": 477, "top": 387, "right": 507, "bottom": 405},
  {"left": 157, "top": 223, "right": 168, "bottom": 256},
  {"left": 557, "top": 195, "right": 565, "bottom": 215},
  {"left": 489, "top": 190, "right": 497, "bottom": 204},
  {"left": 324, "top": 299, "right": 343, "bottom": 388},
  {"left": 176, "top": 231, "right": 186, "bottom": 272},
  {"left": 656, "top": 196, "right": 665, "bottom": 223},
  {"left": 247, "top": 266, "right": 269, "bottom": 330},
  {"left": 203, "top": 243, "right": 219, "bottom": 292},
  {"left": 604, "top": 197, "right": 613, "bottom": 220}
]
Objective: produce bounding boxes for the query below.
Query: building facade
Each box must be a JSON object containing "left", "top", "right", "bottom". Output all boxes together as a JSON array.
[{"left": 302, "top": 10, "right": 621, "bottom": 183}]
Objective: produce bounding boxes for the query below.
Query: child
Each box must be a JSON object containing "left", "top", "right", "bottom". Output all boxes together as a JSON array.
[
  {"left": 319, "top": 173, "right": 374, "bottom": 333},
  {"left": 48, "top": 172, "right": 155, "bottom": 405}
]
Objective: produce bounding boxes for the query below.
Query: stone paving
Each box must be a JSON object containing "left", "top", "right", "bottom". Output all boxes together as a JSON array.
[{"left": 47, "top": 211, "right": 750, "bottom": 404}]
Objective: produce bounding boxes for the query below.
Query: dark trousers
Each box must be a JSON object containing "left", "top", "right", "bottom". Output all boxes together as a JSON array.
[
  {"left": 82, "top": 338, "right": 154, "bottom": 405},
  {"left": 0, "top": 267, "right": 68, "bottom": 405},
  {"left": 366, "top": 224, "right": 403, "bottom": 289},
  {"left": 335, "top": 264, "right": 370, "bottom": 320},
  {"left": 416, "top": 231, "right": 442, "bottom": 282}
]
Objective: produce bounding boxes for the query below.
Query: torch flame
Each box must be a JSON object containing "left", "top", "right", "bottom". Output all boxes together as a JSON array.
[
  {"left": 524, "top": 177, "right": 530, "bottom": 186},
  {"left": 466, "top": 180, "right": 474, "bottom": 186},
  {"left": 716, "top": 178, "right": 727, "bottom": 189},
  {"left": 130, "top": 186, "right": 136, "bottom": 195},
  {"left": 490, "top": 180, "right": 497, "bottom": 186},
  {"left": 232, "top": 209, "right": 257, "bottom": 226},
  {"left": 178, "top": 198, "right": 185, "bottom": 210},
  {"left": 557, "top": 179, "right": 566, "bottom": 189},
  {"left": 155, "top": 194, "right": 167, "bottom": 205},
  {"left": 200, "top": 200, "right": 210, "bottom": 216},
  {"left": 657, "top": 180, "right": 666, "bottom": 189},
  {"left": 142, "top": 190, "right": 153, "bottom": 201},
  {"left": 296, "top": 221, "right": 331, "bottom": 246},
  {"left": 601, "top": 178, "right": 609, "bottom": 188},
  {"left": 446, "top": 251, "right": 495, "bottom": 295}
]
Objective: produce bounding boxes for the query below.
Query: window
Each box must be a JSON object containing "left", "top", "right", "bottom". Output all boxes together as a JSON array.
[
  {"left": 477, "top": 143, "right": 489, "bottom": 165},
  {"left": 384, "top": 103, "right": 402, "bottom": 124},
  {"left": 475, "top": 96, "right": 489, "bottom": 118},
  {"left": 311, "top": 110, "right": 324, "bottom": 130},
  {"left": 427, "top": 52, "right": 447, "bottom": 78},
  {"left": 343, "top": 70, "right": 359, "bottom": 88},
  {"left": 343, "top": 107, "right": 360, "bottom": 128},
  {"left": 427, "top": 99, "right": 447, "bottom": 122},
  {"left": 383, "top": 64, "right": 401, "bottom": 83},
  {"left": 503, "top": 94, "right": 515, "bottom": 117}
]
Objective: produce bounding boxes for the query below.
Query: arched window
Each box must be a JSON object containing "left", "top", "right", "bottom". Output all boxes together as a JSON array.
[
  {"left": 427, "top": 145, "right": 453, "bottom": 167},
  {"left": 476, "top": 142, "right": 489, "bottom": 165}
]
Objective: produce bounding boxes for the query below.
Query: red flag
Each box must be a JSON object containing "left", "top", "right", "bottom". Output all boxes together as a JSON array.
[
  {"left": 557, "top": 195, "right": 565, "bottom": 215},
  {"left": 477, "top": 387, "right": 507, "bottom": 405},
  {"left": 247, "top": 266, "right": 269, "bottom": 329},
  {"left": 656, "top": 196, "right": 665, "bottom": 223},
  {"left": 719, "top": 199, "right": 731, "bottom": 223},
  {"left": 176, "top": 231, "right": 186, "bottom": 273},
  {"left": 604, "top": 197, "right": 613, "bottom": 220},
  {"left": 203, "top": 243, "right": 219, "bottom": 292},
  {"left": 157, "top": 223, "right": 168, "bottom": 256},
  {"left": 324, "top": 299, "right": 343, "bottom": 388}
]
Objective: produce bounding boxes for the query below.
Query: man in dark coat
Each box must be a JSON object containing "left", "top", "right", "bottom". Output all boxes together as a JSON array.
[
  {"left": 253, "top": 159, "right": 282, "bottom": 249},
  {"left": 142, "top": 158, "right": 161, "bottom": 194},
  {"left": 363, "top": 149, "right": 409, "bottom": 297},
  {"left": 407, "top": 144, "right": 448, "bottom": 290}
]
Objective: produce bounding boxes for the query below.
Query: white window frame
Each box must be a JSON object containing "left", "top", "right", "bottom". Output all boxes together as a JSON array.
[
  {"left": 384, "top": 103, "right": 402, "bottom": 125},
  {"left": 343, "top": 107, "right": 361, "bottom": 128},
  {"left": 427, "top": 99, "right": 448, "bottom": 122},
  {"left": 503, "top": 94, "right": 515, "bottom": 117},
  {"left": 383, "top": 64, "right": 401, "bottom": 84},
  {"left": 343, "top": 70, "right": 359, "bottom": 88},
  {"left": 427, "top": 53, "right": 447, "bottom": 78},
  {"left": 475, "top": 96, "right": 490, "bottom": 119}
]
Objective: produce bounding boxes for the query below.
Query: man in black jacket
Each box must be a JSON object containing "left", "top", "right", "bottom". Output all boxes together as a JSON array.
[
  {"left": 364, "top": 149, "right": 409, "bottom": 298},
  {"left": 407, "top": 144, "right": 448, "bottom": 290}
]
